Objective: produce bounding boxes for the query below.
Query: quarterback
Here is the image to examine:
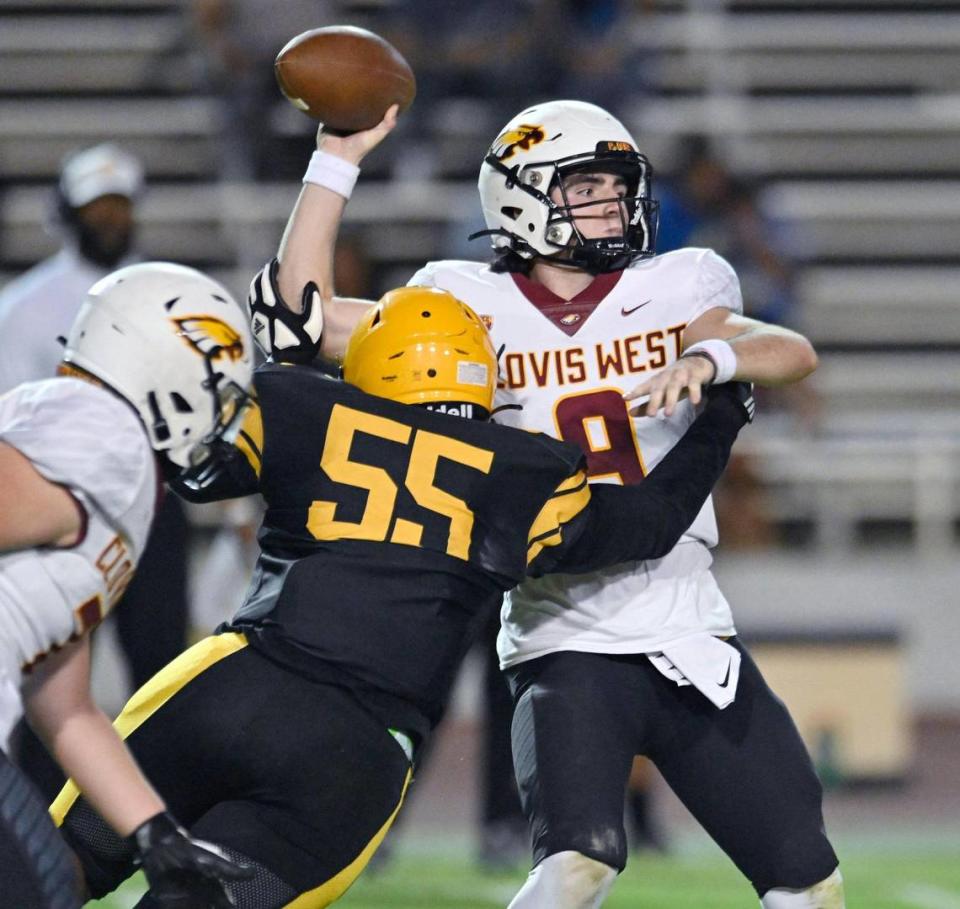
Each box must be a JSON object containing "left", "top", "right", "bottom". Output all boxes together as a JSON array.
[
  {"left": 55, "top": 285, "right": 754, "bottom": 907},
  {"left": 265, "top": 98, "right": 841, "bottom": 909},
  {"left": 0, "top": 263, "right": 254, "bottom": 907}
]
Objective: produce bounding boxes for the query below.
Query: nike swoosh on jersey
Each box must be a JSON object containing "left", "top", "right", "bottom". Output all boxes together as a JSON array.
[{"left": 621, "top": 300, "right": 652, "bottom": 316}]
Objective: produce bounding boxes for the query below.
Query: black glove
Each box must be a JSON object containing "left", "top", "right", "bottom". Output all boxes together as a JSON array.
[
  {"left": 706, "top": 381, "right": 756, "bottom": 425},
  {"left": 129, "top": 812, "right": 253, "bottom": 908},
  {"left": 247, "top": 258, "right": 324, "bottom": 364}
]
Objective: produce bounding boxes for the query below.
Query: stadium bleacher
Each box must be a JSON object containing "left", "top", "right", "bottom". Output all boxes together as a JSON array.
[{"left": 1, "top": 0, "right": 957, "bottom": 550}]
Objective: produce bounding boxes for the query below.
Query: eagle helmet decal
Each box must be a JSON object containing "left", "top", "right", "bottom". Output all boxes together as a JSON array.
[{"left": 174, "top": 315, "right": 246, "bottom": 363}]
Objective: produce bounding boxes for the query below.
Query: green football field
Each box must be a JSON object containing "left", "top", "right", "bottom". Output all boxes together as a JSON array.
[{"left": 89, "top": 835, "right": 960, "bottom": 908}]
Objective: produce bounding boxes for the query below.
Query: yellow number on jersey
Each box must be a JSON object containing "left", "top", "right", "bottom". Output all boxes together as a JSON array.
[{"left": 307, "top": 404, "right": 494, "bottom": 560}]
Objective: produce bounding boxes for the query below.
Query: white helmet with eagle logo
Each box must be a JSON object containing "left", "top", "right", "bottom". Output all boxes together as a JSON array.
[
  {"left": 475, "top": 100, "right": 658, "bottom": 271},
  {"left": 61, "top": 262, "right": 254, "bottom": 471}
]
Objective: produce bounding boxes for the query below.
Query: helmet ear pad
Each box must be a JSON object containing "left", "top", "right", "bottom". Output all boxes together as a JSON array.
[{"left": 342, "top": 286, "right": 498, "bottom": 414}]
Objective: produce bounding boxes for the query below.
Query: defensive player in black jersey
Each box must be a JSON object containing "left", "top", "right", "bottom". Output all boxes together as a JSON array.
[{"left": 53, "top": 286, "right": 754, "bottom": 908}]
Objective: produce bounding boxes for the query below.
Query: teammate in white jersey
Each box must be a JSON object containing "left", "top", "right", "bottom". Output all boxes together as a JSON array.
[
  {"left": 250, "top": 99, "right": 843, "bottom": 908},
  {"left": 0, "top": 262, "right": 254, "bottom": 907}
]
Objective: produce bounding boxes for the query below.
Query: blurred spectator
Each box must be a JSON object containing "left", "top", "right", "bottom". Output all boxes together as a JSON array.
[
  {"left": 0, "top": 144, "right": 192, "bottom": 798},
  {"left": 0, "top": 144, "right": 142, "bottom": 391},
  {"left": 374, "top": 1, "right": 554, "bottom": 181},
  {"left": 658, "top": 134, "right": 798, "bottom": 327},
  {"left": 186, "top": 0, "right": 335, "bottom": 180},
  {"left": 658, "top": 134, "right": 821, "bottom": 433},
  {"left": 544, "top": 0, "right": 657, "bottom": 111},
  {"left": 382, "top": 1, "right": 549, "bottom": 118},
  {"left": 658, "top": 136, "right": 808, "bottom": 544},
  {"left": 712, "top": 452, "right": 781, "bottom": 550}
]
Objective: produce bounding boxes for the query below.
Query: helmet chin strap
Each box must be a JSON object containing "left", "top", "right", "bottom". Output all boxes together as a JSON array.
[{"left": 466, "top": 226, "right": 519, "bottom": 245}]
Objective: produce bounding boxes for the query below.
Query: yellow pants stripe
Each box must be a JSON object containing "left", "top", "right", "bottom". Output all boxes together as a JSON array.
[
  {"left": 284, "top": 766, "right": 414, "bottom": 909},
  {"left": 50, "top": 633, "right": 248, "bottom": 826}
]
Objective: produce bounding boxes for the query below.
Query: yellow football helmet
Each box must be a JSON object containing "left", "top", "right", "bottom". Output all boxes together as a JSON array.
[{"left": 342, "top": 286, "right": 497, "bottom": 415}]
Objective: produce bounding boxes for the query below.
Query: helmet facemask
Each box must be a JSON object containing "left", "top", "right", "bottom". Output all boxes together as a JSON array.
[
  {"left": 548, "top": 151, "right": 659, "bottom": 271},
  {"left": 179, "top": 354, "right": 252, "bottom": 465}
]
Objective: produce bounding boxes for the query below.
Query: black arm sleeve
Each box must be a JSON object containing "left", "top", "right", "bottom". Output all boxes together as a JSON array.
[{"left": 543, "top": 387, "right": 749, "bottom": 575}]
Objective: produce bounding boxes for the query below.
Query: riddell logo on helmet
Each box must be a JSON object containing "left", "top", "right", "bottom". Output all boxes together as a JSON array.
[
  {"left": 491, "top": 124, "right": 545, "bottom": 161},
  {"left": 174, "top": 316, "right": 245, "bottom": 362},
  {"left": 425, "top": 402, "right": 475, "bottom": 419}
]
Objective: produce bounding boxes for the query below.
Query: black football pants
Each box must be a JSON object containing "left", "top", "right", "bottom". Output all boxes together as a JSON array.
[{"left": 507, "top": 638, "right": 839, "bottom": 897}]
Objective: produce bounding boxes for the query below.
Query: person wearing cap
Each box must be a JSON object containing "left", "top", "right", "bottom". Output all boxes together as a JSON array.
[
  {"left": 0, "top": 143, "right": 143, "bottom": 392},
  {"left": 0, "top": 144, "right": 196, "bottom": 801}
]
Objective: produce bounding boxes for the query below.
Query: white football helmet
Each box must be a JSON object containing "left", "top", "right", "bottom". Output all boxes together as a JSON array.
[
  {"left": 476, "top": 100, "right": 658, "bottom": 271},
  {"left": 61, "top": 262, "right": 254, "bottom": 472}
]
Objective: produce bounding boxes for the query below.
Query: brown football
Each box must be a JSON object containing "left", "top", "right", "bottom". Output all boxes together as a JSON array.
[{"left": 274, "top": 26, "right": 416, "bottom": 132}]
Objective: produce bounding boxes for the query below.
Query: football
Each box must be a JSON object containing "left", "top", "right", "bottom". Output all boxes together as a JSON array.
[{"left": 274, "top": 26, "right": 416, "bottom": 132}]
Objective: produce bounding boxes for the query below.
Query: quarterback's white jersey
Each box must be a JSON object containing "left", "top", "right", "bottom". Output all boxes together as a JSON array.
[
  {"left": 0, "top": 378, "right": 157, "bottom": 707},
  {"left": 409, "top": 247, "right": 742, "bottom": 667}
]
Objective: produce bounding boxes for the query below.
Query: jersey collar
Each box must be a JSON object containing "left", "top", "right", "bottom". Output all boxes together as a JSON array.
[{"left": 510, "top": 270, "right": 623, "bottom": 337}]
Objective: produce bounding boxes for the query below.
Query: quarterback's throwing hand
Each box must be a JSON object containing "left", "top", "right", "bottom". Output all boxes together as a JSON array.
[
  {"left": 130, "top": 812, "right": 253, "bottom": 908},
  {"left": 624, "top": 354, "right": 717, "bottom": 418},
  {"left": 316, "top": 103, "right": 399, "bottom": 165}
]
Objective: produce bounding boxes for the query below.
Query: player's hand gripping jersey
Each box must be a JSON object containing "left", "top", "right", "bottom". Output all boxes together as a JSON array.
[
  {"left": 179, "top": 363, "right": 750, "bottom": 744},
  {"left": 0, "top": 379, "right": 155, "bottom": 687},
  {"left": 408, "top": 249, "right": 743, "bottom": 665}
]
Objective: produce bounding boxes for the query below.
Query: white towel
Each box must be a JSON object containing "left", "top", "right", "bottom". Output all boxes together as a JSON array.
[{"left": 647, "top": 633, "right": 741, "bottom": 709}]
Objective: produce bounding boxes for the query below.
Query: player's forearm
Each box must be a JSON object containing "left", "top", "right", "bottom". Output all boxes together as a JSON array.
[
  {"left": 727, "top": 325, "right": 817, "bottom": 386},
  {"left": 273, "top": 111, "right": 397, "bottom": 359},
  {"left": 275, "top": 171, "right": 374, "bottom": 360},
  {"left": 38, "top": 705, "right": 165, "bottom": 837},
  {"left": 277, "top": 182, "right": 345, "bottom": 306},
  {"left": 24, "top": 638, "right": 165, "bottom": 837},
  {"left": 684, "top": 307, "right": 818, "bottom": 386},
  {"left": 637, "top": 393, "right": 746, "bottom": 520}
]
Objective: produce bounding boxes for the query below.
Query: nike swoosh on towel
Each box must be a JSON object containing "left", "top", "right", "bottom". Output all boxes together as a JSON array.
[{"left": 717, "top": 660, "right": 733, "bottom": 688}]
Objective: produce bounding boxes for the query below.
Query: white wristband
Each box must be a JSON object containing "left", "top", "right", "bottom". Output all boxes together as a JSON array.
[
  {"left": 681, "top": 338, "right": 737, "bottom": 385},
  {"left": 302, "top": 150, "right": 360, "bottom": 199}
]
